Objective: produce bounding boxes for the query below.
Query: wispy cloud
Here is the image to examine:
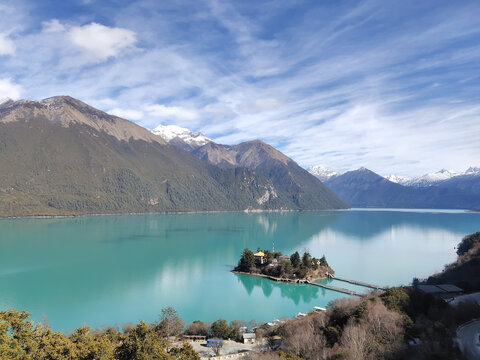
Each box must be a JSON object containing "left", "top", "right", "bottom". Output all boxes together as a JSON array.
[{"left": 0, "top": 0, "right": 479, "bottom": 176}]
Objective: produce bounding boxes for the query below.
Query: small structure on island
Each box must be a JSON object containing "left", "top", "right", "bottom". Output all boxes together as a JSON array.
[
  {"left": 242, "top": 332, "right": 256, "bottom": 344},
  {"left": 254, "top": 251, "right": 265, "bottom": 265}
]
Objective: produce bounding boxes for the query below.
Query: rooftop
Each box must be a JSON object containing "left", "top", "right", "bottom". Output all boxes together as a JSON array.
[{"left": 417, "top": 284, "right": 464, "bottom": 294}]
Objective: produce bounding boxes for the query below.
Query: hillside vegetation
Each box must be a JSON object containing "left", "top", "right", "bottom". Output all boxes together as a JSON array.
[
  {"left": 427, "top": 231, "right": 480, "bottom": 291},
  {"left": 0, "top": 97, "right": 347, "bottom": 216}
]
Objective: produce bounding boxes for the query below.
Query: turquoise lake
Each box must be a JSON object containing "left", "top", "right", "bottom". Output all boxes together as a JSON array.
[{"left": 0, "top": 209, "right": 479, "bottom": 332}]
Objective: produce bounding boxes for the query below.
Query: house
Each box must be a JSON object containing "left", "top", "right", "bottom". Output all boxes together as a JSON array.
[
  {"left": 243, "top": 332, "right": 256, "bottom": 344},
  {"left": 254, "top": 251, "right": 265, "bottom": 265},
  {"left": 417, "top": 284, "right": 464, "bottom": 299}
]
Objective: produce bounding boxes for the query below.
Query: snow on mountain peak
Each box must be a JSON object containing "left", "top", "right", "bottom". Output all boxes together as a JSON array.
[
  {"left": 0, "top": 98, "right": 13, "bottom": 107},
  {"left": 151, "top": 124, "right": 211, "bottom": 147},
  {"left": 307, "top": 165, "right": 339, "bottom": 181},
  {"left": 464, "top": 167, "right": 480, "bottom": 175},
  {"left": 385, "top": 174, "right": 409, "bottom": 185},
  {"left": 404, "top": 169, "right": 460, "bottom": 187}
]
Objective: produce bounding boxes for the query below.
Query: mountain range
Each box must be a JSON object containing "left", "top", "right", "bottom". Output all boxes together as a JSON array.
[
  {"left": 308, "top": 164, "right": 480, "bottom": 188},
  {"left": 0, "top": 96, "right": 346, "bottom": 217},
  {"left": 309, "top": 167, "right": 480, "bottom": 210},
  {"left": 152, "top": 126, "right": 480, "bottom": 211}
]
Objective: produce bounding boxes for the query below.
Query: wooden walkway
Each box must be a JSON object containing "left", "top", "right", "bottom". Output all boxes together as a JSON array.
[
  {"left": 232, "top": 270, "right": 385, "bottom": 296},
  {"left": 306, "top": 281, "right": 363, "bottom": 297},
  {"left": 332, "top": 276, "right": 386, "bottom": 291}
]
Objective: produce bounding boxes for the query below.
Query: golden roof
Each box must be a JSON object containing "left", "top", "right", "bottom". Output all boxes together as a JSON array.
[{"left": 254, "top": 251, "right": 265, "bottom": 257}]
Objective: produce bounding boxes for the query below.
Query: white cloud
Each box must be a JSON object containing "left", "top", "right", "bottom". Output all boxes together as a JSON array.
[
  {"left": 144, "top": 104, "right": 201, "bottom": 122},
  {"left": 238, "top": 98, "right": 282, "bottom": 114},
  {"left": 0, "top": 78, "right": 22, "bottom": 99},
  {"left": 42, "top": 19, "right": 66, "bottom": 33},
  {"left": 1, "top": 1, "right": 479, "bottom": 177},
  {"left": 108, "top": 107, "right": 143, "bottom": 120},
  {"left": 68, "top": 22, "right": 137, "bottom": 62},
  {"left": 0, "top": 33, "right": 15, "bottom": 56}
]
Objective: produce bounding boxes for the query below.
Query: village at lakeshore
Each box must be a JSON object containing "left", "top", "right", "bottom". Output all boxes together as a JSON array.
[{"left": 1, "top": 208, "right": 478, "bottom": 332}]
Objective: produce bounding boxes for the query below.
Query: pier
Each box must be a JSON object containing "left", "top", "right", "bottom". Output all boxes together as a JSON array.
[
  {"left": 306, "top": 281, "right": 363, "bottom": 297},
  {"left": 331, "top": 276, "right": 386, "bottom": 291}
]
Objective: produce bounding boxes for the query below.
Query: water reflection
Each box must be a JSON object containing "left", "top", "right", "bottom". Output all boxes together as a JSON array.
[{"left": 235, "top": 274, "right": 320, "bottom": 305}]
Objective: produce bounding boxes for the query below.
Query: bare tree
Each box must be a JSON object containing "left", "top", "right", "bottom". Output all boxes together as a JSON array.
[
  {"left": 280, "top": 315, "right": 328, "bottom": 360},
  {"left": 341, "top": 319, "right": 370, "bottom": 360},
  {"left": 211, "top": 339, "right": 223, "bottom": 356},
  {"left": 156, "top": 307, "right": 185, "bottom": 338}
]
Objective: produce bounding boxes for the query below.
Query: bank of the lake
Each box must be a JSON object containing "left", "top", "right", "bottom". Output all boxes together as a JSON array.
[{"left": 0, "top": 209, "right": 478, "bottom": 332}]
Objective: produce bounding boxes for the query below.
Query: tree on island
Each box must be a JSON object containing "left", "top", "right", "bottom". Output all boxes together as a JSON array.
[
  {"left": 281, "top": 260, "right": 293, "bottom": 276},
  {"left": 302, "top": 251, "right": 312, "bottom": 269},
  {"left": 237, "top": 248, "right": 255, "bottom": 272},
  {"left": 264, "top": 250, "right": 274, "bottom": 264},
  {"left": 290, "top": 252, "right": 301, "bottom": 268},
  {"left": 319, "top": 255, "right": 328, "bottom": 267}
]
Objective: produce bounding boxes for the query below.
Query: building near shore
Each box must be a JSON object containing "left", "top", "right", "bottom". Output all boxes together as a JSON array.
[{"left": 242, "top": 332, "right": 256, "bottom": 344}]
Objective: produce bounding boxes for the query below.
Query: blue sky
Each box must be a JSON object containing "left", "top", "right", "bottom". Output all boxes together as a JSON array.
[{"left": 0, "top": 0, "right": 479, "bottom": 177}]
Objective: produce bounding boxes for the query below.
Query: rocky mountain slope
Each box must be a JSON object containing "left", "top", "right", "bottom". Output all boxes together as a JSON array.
[
  {"left": 191, "top": 140, "right": 348, "bottom": 210},
  {"left": 0, "top": 96, "right": 347, "bottom": 216}
]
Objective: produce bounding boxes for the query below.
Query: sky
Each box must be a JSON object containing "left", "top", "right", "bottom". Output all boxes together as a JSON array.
[{"left": 0, "top": 0, "right": 479, "bottom": 177}]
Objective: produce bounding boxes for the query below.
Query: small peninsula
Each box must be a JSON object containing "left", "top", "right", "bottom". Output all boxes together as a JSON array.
[{"left": 233, "top": 248, "right": 334, "bottom": 282}]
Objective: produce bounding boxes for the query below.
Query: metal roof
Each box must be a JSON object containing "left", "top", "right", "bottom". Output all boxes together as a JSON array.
[
  {"left": 417, "top": 284, "right": 464, "bottom": 294},
  {"left": 436, "top": 284, "right": 463, "bottom": 293}
]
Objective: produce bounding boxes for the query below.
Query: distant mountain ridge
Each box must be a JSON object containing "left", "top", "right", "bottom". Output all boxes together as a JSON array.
[
  {"left": 309, "top": 165, "right": 480, "bottom": 188},
  {"left": 321, "top": 167, "right": 480, "bottom": 210},
  {"left": 0, "top": 96, "right": 347, "bottom": 216}
]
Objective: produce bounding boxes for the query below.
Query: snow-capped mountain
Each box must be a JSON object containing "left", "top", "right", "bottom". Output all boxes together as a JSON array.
[
  {"left": 385, "top": 174, "right": 409, "bottom": 185},
  {"left": 404, "top": 169, "right": 458, "bottom": 187},
  {"left": 151, "top": 124, "right": 211, "bottom": 148},
  {"left": 464, "top": 167, "right": 480, "bottom": 176},
  {"left": 385, "top": 167, "right": 480, "bottom": 187},
  {"left": 307, "top": 165, "right": 341, "bottom": 182},
  {"left": 0, "top": 98, "right": 13, "bottom": 107}
]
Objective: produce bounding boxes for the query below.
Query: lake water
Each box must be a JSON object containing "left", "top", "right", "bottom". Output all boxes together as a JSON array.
[{"left": 0, "top": 209, "right": 478, "bottom": 332}]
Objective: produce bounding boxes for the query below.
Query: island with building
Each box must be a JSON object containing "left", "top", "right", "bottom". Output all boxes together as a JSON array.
[{"left": 233, "top": 248, "right": 334, "bottom": 282}]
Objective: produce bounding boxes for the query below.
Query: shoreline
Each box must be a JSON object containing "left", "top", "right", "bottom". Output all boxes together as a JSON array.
[
  {"left": 0, "top": 206, "right": 475, "bottom": 220},
  {"left": 0, "top": 208, "right": 350, "bottom": 220}
]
